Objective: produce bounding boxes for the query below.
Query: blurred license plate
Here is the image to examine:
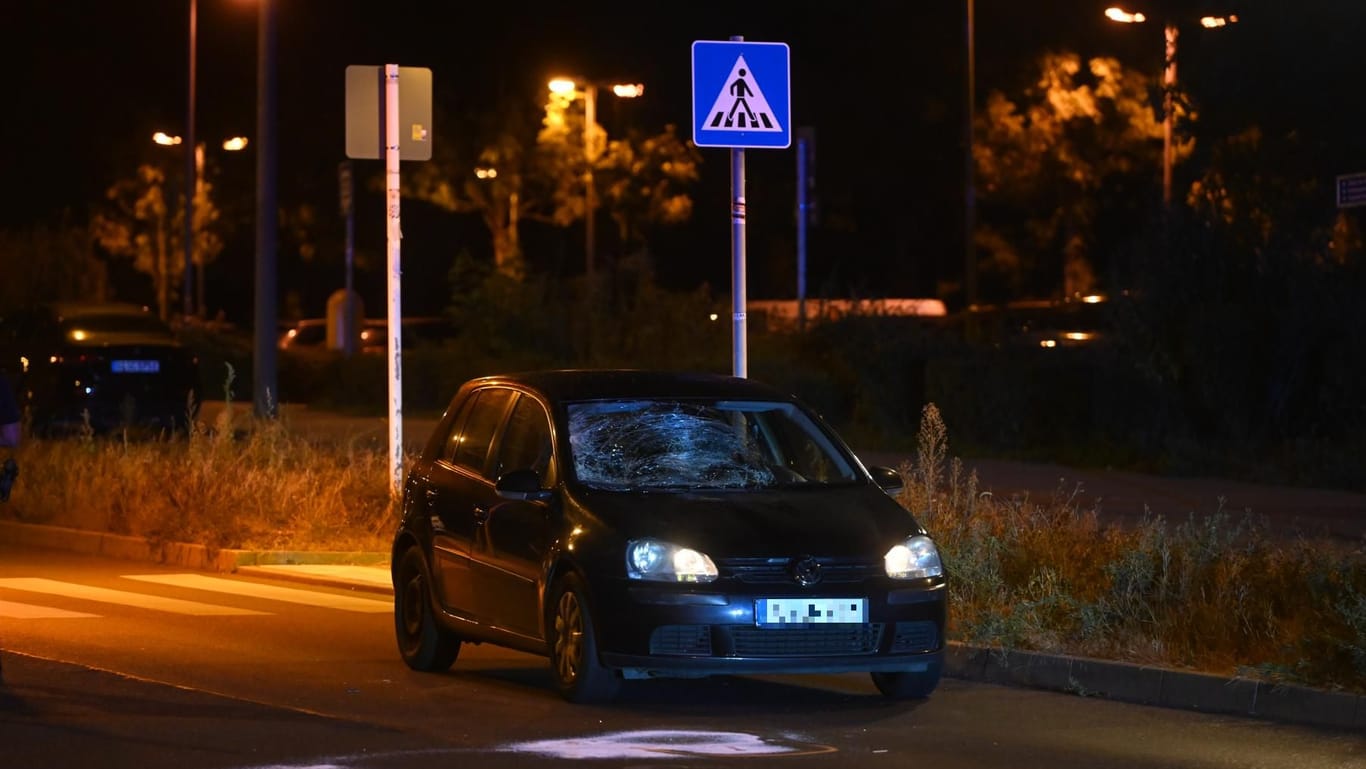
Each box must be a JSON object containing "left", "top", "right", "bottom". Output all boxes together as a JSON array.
[
  {"left": 111, "top": 359, "right": 160, "bottom": 373},
  {"left": 756, "top": 597, "right": 867, "bottom": 626}
]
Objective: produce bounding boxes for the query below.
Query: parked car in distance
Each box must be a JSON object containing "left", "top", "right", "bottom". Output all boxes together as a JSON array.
[
  {"left": 391, "top": 369, "right": 947, "bottom": 703},
  {"left": 359, "top": 316, "right": 457, "bottom": 353},
  {"left": 957, "top": 295, "right": 1116, "bottom": 351},
  {"left": 278, "top": 316, "right": 455, "bottom": 353},
  {"left": 277, "top": 317, "right": 329, "bottom": 350},
  {"left": 0, "top": 302, "right": 200, "bottom": 435}
]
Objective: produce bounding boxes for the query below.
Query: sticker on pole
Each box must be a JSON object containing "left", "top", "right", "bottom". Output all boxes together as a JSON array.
[{"left": 692, "top": 40, "right": 791, "bottom": 149}]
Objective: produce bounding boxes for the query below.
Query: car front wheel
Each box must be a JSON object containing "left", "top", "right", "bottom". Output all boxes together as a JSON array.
[
  {"left": 549, "top": 573, "right": 620, "bottom": 703},
  {"left": 394, "top": 547, "right": 460, "bottom": 671}
]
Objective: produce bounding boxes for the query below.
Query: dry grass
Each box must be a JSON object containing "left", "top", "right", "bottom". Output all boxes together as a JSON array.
[
  {"left": 2, "top": 396, "right": 397, "bottom": 554},
  {"left": 903, "top": 403, "right": 1366, "bottom": 694}
]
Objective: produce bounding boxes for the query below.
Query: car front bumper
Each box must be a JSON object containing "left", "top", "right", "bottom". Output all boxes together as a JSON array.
[{"left": 593, "top": 579, "right": 947, "bottom": 679}]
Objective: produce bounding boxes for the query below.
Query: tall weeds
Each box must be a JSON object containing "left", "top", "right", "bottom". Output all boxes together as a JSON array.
[
  {"left": 2, "top": 373, "right": 398, "bottom": 554},
  {"left": 899, "top": 403, "right": 1366, "bottom": 693}
]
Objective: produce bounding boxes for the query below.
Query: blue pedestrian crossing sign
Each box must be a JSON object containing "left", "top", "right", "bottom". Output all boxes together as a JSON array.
[{"left": 692, "top": 40, "right": 791, "bottom": 149}]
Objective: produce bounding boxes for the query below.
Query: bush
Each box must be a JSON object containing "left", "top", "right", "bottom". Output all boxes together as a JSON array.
[
  {"left": 2, "top": 405, "right": 396, "bottom": 553},
  {"left": 902, "top": 403, "right": 1366, "bottom": 693}
]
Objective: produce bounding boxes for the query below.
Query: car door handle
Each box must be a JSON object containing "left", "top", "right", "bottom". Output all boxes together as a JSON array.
[{"left": 473, "top": 506, "right": 490, "bottom": 524}]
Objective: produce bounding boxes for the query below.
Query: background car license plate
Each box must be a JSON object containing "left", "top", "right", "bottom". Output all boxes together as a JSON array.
[
  {"left": 111, "top": 359, "right": 160, "bottom": 373},
  {"left": 756, "top": 597, "right": 867, "bottom": 626}
]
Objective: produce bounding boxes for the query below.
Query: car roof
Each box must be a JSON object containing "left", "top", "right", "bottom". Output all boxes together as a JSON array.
[
  {"left": 467, "top": 369, "right": 797, "bottom": 403},
  {"left": 50, "top": 302, "right": 158, "bottom": 320}
]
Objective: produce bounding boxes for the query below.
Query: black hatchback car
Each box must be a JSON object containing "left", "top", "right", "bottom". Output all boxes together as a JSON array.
[
  {"left": 0, "top": 302, "right": 200, "bottom": 435},
  {"left": 391, "top": 370, "right": 947, "bottom": 703}
]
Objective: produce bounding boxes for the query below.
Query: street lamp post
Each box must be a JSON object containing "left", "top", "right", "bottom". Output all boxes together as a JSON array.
[
  {"left": 585, "top": 83, "right": 597, "bottom": 280},
  {"left": 184, "top": 0, "right": 197, "bottom": 319},
  {"left": 1161, "top": 21, "right": 1176, "bottom": 208},
  {"left": 547, "top": 78, "right": 643, "bottom": 280},
  {"left": 965, "top": 0, "right": 977, "bottom": 308},
  {"left": 1105, "top": 7, "right": 1238, "bottom": 209},
  {"left": 254, "top": 0, "right": 278, "bottom": 420}
]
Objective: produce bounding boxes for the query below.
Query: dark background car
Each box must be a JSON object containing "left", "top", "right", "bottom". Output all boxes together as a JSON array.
[
  {"left": 278, "top": 316, "right": 456, "bottom": 354},
  {"left": 391, "top": 369, "right": 947, "bottom": 703},
  {"left": 0, "top": 302, "right": 200, "bottom": 435}
]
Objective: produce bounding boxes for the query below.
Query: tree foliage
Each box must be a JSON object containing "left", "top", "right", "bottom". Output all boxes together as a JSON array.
[
  {"left": 974, "top": 51, "right": 1176, "bottom": 301},
  {"left": 598, "top": 124, "right": 701, "bottom": 255},
  {"left": 92, "top": 164, "right": 175, "bottom": 318},
  {"left": 402, "top": 99, "right": 540, "bottom": 279},
  {"left": 403, "top": 86, "right": 702, "bottom": 282},
  {"left": 91, "top": 162, "right": 225, "bottom": 320}
]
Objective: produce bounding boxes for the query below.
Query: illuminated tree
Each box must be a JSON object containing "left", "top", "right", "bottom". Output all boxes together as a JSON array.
[
  {"left": 402, "top": 90, "right": 701, "bottom": 284},
  {"left": 597, "top": 124, "right": 700, "bottom": 257},
  {"left": 403, "top": 100, "right": 534, "bottom": 280},
  {"left": 92, "top": 165, "right": 175, "bottom": 319},
  {"left": 92, "top": 163, "right": 224, "bottom": 320},
  {"left": 974, "top": 51, "right": 1178, "bottom": 301}
]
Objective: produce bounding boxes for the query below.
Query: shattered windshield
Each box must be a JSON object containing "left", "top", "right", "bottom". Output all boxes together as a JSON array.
[{"left": 566, "top": 399, "right": 859, "bottom": 491}]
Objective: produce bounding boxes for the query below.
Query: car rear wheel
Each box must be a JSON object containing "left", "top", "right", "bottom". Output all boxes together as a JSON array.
[
  {"left": 394, "top": 547, "right": 460, "bottom": 671},
  {"left": 549, "top": 573, "right": 620, "bottom": 703},
  {"left": 870, "top": 665, "right": 941, "bottom": 700}
]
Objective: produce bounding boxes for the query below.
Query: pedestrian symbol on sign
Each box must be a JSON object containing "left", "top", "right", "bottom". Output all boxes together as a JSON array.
[{"left": 703, "top": 55, "right": 782, "bottom": 133}]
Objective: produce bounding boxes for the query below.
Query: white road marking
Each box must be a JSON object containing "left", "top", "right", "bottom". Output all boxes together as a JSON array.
[
  {"left": 503, "top": 730, "right": 834, "bottom": 759},
  {"left": 0, "top": 598, "right": 99, "bottom": 619},
  {"left": 123, "top": 574, "right": 390, "bottom": 613},
  {"left": 0, "top": 578, "right": 265, "bottom": 616}
]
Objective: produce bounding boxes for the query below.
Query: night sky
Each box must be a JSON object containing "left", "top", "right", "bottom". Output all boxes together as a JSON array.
[{"left": 7, "top": 1, "right": 1364, "bottom": 321}]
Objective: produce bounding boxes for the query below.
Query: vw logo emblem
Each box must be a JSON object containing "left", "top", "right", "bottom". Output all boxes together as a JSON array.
[{"left": 789, "top": 555, "right": 822, "bottom": 586}]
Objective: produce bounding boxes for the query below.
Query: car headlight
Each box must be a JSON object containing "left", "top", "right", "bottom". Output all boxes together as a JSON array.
[
  {"left": 626, "top": 538, "right": 718, "bottom": 583},
  {"left": 885, "top": 535, "right": 943, "bottom": 579}
]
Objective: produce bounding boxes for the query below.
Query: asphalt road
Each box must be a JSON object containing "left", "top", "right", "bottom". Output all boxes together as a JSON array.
[{"left": 2, "top": 545, "right": 1361, "bottom": 769}]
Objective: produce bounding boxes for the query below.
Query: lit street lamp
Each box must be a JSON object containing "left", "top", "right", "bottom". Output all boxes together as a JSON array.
[
  {"left": 1105, "top": 6, "right": 1238, "bottom": 209},
  {"left": 547, "top": 77, "right": 644, "bottom": 279}
]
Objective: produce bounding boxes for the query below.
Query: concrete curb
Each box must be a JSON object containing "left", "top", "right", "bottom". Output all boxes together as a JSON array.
[
  {"left": 943, "top": 644, "right": 1364, "bottom": 732},
  {"left": 1, "top": 518, "right": 1360, "bottom": 732},
  {"left": 0, "top": 519, "right": 384, "bottom": 578}
]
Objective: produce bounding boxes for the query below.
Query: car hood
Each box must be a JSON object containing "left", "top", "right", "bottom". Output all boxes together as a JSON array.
[{"left": 568, "top": 484, "right": 924, "bottom": 557}]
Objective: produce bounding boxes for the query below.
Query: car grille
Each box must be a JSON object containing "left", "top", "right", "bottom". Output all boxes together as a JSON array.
[
  {"left": 718, "top": 556, "right": 883, "bottom": 584},
  {"left": 651, "top": 625, "right": 714, "bottom": 655},
  {"left": 890, "top": 621, "right": 938, "bottom": 653},
  {"left": 731, "top": 624, "right": 883, "bottom": 655},
  {"left": 650, "top": 623, "right": 888, "bottom": 657}
]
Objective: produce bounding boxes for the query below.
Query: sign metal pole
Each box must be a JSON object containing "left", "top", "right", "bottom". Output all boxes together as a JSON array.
[
  {"left": 730, "top": 34, "right": 748, "bottom": 379},
  {"left": 385, "top": 64, "right": 404, "bottom": 497}
]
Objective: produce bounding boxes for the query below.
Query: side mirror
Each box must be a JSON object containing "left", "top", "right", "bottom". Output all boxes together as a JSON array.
[
  {"left": 869, "top": 465, "right": 904, "bottom": 497},
  {"left": 495, "top": 468, "right": 553, "bottom": 502}
]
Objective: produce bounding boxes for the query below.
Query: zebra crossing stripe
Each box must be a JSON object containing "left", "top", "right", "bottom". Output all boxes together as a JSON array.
[
  {"left": 0, "top": 598, "right": 99, "bottom": 619},
  {"left": 0, "top": 578, "right": 266, "bottom": 616},
  {"left": 123, "top": 574, "right": 390, "bottom": 613}
]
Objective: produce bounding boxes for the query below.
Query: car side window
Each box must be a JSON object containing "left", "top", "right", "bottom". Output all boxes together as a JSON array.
[
  {"left": 451, "top": 388, "right": 514, "bottom": 476},
  {"left": 439, "top": 396, "right": 476, "bottom": 464},
  {"left": 494, "top": 394, "right": 554, "bottom": 486}
]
